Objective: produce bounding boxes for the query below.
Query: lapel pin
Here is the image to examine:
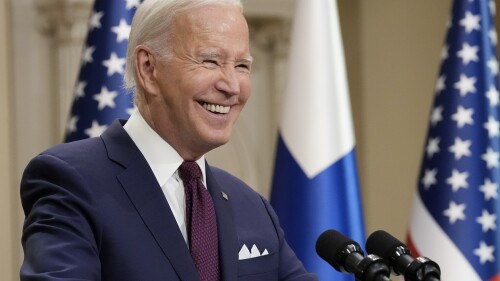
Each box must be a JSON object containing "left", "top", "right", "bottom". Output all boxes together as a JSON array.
[{"left": 221, "top": 191, "right": 229, "bottom": 201}]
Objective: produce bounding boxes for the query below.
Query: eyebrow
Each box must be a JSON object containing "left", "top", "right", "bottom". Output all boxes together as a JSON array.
[{"left": 240, "top": 55, "right": 254, "bottom": 64}]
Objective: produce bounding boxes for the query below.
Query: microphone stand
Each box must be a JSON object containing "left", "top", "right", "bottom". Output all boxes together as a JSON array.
[
  {"left": 403, "top": 256, "right": 440, "bottom": 281},
  {"left": 339, "top": 247, "right": 392, "bottom": 281}
]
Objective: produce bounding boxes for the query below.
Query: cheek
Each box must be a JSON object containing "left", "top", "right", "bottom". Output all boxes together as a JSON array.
[{"left": 240, "top": 78, "right": 252, "bottom": 102}]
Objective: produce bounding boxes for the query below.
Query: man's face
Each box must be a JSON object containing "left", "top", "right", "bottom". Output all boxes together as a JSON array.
[{"left": 145, "top": 4, "right": 252, "bottom": 159}]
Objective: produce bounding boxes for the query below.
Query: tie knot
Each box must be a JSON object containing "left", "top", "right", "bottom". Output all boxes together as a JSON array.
[{"left": 178, "top": 161, "right": 202, "bottom": 182}]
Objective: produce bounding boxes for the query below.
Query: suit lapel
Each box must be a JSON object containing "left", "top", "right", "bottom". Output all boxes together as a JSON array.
[
  {"left": 206, "top": 164, "right": 238, "bottom": 281},
  {"left": 101, "top": 121, "right": 199, "bottom": 281}
]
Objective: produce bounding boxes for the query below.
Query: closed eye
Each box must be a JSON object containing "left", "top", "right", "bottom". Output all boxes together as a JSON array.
[
  {"left": 236, "top": 63, "right": 251, "bottom": 72},
  {"left": 204, "top": 59, "right": 219, "bottom": 65},
  {"left": 202, "top": 59, "right": 220, "bottom": 69},
  {"left": 236, "top": 56, "right": 253, "bottom": 72}
]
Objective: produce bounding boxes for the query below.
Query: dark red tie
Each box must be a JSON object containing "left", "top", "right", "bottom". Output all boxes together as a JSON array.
[{"left": 178, "top": 161, "right": 220, "bottom": 281}]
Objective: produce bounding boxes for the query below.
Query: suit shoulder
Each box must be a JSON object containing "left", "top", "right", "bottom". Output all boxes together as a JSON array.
[
  {"left": 22, "top": 138, "right": 111, "bottom": 185},
  {"left": 39, "top": 137, "right": 106, "bottom": 163}
]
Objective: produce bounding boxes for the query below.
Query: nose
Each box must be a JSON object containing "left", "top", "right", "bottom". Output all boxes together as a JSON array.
[{"left": 215, "top": 66, "right": 240, "bottom": 95}]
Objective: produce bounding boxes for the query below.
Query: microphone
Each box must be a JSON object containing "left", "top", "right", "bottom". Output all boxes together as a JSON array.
[
  {"left": 366, "top": 230, "right": 440, "bottom": 281},
  {"left": 316, "top": 229, "right": 392, "bottom": 281}
]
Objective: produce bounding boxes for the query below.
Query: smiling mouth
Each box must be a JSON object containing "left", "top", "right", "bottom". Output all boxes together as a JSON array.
[{"left": 202, "top": 102, "right": 230, "bottom": 114}]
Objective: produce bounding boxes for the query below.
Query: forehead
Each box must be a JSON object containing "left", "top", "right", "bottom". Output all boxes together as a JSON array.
[
  {"left": 171, "top": 5, "right": 248, "bottom": 38},
  {"left": 167, "top": 5, "right": 250, "bottom": 60}
]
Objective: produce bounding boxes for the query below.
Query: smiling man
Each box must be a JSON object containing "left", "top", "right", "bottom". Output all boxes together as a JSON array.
[
  {"left": 129, "top": 1, "right": 252, "bottom": 161},
  {"left": 20, "top": 0, "right": 318, "bottom": 280}
]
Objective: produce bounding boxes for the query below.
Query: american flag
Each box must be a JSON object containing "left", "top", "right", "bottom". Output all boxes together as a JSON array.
[
  {"left": 407, "top": 0, "right": 500, "bottom": 280},
  {"left": 64, "top": 0, "right": 141, "bottom": 142}
]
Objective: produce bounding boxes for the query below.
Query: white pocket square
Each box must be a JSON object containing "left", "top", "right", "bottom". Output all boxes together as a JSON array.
[{"left": 238, "top": 244, "right": 269, "bottom": 260}]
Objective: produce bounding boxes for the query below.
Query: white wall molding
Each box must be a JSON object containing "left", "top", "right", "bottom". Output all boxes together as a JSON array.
[
  {"left": 35, "top": 0, "right": 93, "bottom": 137},
  {"left": 35, "top": 0, "right": 92, "bottom": 43}
]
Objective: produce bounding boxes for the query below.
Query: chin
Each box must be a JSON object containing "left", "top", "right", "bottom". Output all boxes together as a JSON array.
[
  {"left": 204, "top": 132, "right": 231, "bottom": 149},
  {"left": 195, "top": 123, "right": 234, "bottom": 149},
  {"left": 210, "top": 137, "right": 231, "bottom": 148}
]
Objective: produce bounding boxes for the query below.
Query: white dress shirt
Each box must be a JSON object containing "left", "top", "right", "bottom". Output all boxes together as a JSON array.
[{"left": 123, "top": 109, "right": 207, "bottom": 243}]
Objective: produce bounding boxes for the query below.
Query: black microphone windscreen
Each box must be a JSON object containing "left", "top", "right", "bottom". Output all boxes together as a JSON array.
[
  {"left": 316, "top": 229, "right": 359, "bottom": 265},
  {"left": 366, "top": 230, "right": 406, "bottom": 259}
]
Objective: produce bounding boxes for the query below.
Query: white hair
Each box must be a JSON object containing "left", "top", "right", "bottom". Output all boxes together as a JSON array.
[{"left": 124, "top": 0, "right": 243, "bottom": 93}]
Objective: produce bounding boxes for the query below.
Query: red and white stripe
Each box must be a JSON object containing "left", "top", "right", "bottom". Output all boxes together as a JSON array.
[{"left": 407, "top": 193, "right": 481, "bottom": 281}]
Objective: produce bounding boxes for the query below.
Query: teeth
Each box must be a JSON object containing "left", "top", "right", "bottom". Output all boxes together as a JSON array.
[{"left": 203, "top": 103, "right": 230, "bottom": 114}]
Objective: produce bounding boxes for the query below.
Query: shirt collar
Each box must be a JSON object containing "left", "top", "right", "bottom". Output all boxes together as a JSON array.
[{"left": 123, "top": 109, "right": 207, "bottom": 187}]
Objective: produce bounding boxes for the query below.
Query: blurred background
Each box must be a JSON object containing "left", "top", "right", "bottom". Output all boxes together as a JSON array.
[{"left": 0, "top": 0, "right": 468, "bottom": 279}]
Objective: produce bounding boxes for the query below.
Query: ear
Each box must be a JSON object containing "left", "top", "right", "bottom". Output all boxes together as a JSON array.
[{"left": 135, "top": 46, "right": 160, "bottom": 96}]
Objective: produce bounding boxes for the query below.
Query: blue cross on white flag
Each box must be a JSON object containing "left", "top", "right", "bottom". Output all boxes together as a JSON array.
[{"left": 64, "top": 0, "right": 141, "bottom": 142}]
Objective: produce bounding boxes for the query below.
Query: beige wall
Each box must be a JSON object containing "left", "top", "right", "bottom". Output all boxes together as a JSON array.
[
  {"left": 353, "top": 0, "right": 452, "bottom": 239},
  {"left": 336, "top": 0, "right": 453, "bottom": 240},
  {"left": 1, "top": 0, "right": 474, "bottom": 278},
  {"left": 0, "top": 0, "right": 18, "bottom": 280}
]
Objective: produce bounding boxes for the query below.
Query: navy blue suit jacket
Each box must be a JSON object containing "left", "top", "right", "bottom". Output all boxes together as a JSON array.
[{"left": 20, "top": 120, "right": 317, "bottom": 281}]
